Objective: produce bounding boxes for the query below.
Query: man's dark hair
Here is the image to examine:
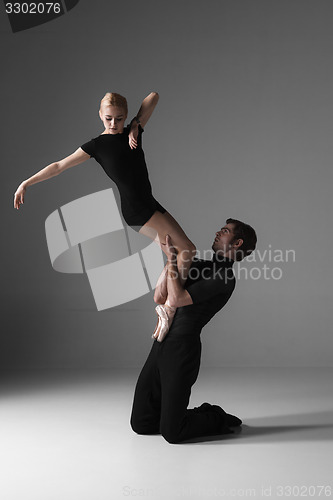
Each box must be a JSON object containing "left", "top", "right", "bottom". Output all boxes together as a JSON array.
[{"left": 226, "top": 218, "right": 257, "bottom": 261}]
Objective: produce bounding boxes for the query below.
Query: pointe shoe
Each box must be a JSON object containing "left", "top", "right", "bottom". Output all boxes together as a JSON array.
[
  {"left": 155, "top": 305, "right": 170, "bottom": 342},
  {"left": 152, "top": 305, "right": 168, "bottom": 340},
  {"left": 152, "top": 306, "right": 165, "bottom": 340},
  {"left": 152, "top": 305, "right": 177, "bottom": 342},
  {"left": 154, "top": 305, "right": 177, "bottom": 342},
  {"left": 152, "top": 315, "right": 161, "bottom": 340}
]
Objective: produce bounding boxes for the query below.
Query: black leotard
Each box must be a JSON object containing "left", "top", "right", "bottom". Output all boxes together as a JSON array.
[{"left": 81, "top": 124, "right": 166, "bottom": 229}]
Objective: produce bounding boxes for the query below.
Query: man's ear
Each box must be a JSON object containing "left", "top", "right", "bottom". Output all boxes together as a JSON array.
[{"left": 233, "top": 238, "right": 243, "bottom": 249}]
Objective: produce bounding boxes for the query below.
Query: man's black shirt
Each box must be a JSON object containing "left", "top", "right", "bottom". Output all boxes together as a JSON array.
[{"left": 168, "top": 255, "right": 236, "bottom": 337}]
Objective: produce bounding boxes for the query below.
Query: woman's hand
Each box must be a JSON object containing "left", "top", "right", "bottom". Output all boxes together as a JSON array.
[
  {"left": 14, "top": 183, "right": 27, "bottom": 210},
  {"left": 129, "top": 123, "right": 138, "bottom": 149}
]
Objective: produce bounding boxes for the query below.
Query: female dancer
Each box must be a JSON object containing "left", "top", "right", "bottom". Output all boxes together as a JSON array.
[{"left": 13, "top": 92, "right": 196, "bottom": 342}]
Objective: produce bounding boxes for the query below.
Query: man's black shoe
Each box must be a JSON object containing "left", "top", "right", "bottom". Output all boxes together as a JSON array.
[{"left": 194, "top": 402, "right": 242, "bottom": 428}]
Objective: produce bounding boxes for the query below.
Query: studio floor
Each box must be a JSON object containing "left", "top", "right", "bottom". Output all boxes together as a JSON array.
[{"left": 1, "top": 367, "right": 332, "bottom": 500}]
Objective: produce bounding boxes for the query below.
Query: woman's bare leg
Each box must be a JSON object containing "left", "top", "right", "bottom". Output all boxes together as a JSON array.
[
  {"left": 139, "top": 211, "right": 196, "bottom": 339},
  {"left": 139, "top": 210, "right": 196, "bottom": 290}
]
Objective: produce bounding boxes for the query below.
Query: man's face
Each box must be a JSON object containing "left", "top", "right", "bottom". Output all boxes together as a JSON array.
[{"left": 212, "top": 223, "right": 238, "bottom": 255}]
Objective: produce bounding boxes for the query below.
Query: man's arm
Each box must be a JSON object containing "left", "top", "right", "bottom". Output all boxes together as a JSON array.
[
  {"left": 153, "top": 264, "right": 168, "bottom": 304},
  {"left": 163, "top": 235, "right": 193, "bottom": 308},
  {"left": 166, "top": 260, "right": 193, "bottom": 307}
]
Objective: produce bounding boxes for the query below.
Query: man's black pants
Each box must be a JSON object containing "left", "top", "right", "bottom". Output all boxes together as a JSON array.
[{"left": 130, "top": 334, "right": 229, "bottom": 444}]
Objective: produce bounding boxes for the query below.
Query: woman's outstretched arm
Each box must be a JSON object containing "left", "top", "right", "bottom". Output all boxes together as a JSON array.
[
  {"left": 129, "top": 92, "right": 159, "bottom": 149},
  {"left": 13, "top": 147, "right": 90, "bottom": 209}
]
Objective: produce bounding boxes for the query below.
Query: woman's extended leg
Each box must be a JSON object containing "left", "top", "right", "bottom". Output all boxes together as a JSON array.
[
  {"left": 139, "top": 210, "right": 196, "bottom": 340},
  {"left": 139, "top": 210, "right": 196, "bottom": 289}
]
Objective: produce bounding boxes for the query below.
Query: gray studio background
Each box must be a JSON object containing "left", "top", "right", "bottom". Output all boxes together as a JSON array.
[{"left": 1, "top": 0, "right": 332, "bottom": 369}]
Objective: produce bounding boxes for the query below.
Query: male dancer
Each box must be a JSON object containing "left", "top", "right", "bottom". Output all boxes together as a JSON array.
[{"left": 130, "top": 218, "right": 257, "bottom": 444}]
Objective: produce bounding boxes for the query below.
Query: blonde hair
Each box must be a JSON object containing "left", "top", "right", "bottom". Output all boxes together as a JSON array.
[{"left": 100, "top": 92, "right": 128, "bottom": 115}]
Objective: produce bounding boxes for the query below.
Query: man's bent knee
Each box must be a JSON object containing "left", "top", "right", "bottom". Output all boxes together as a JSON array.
[
  {"left": 161, "top": 429, "right": 184, "bottom": 444},
  {"left": 130, "top": 416, "right": 159, "bottom": 436},
  {"left": 160, "top": 422, "right": 184, "bottom": 444}
]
